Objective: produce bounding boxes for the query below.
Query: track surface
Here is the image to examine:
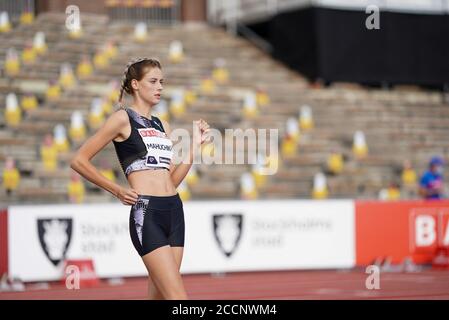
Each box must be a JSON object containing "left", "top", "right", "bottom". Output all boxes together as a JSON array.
[{"left": 1, "top": 269, "right": 449, "bottom": 300}]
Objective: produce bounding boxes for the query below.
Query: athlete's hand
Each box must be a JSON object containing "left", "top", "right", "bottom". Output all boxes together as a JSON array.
[
  {"left": 116, "top": 187, "right": 139, "bottom": 205},
  {"left": 193, "top": 119, "right": 211, "bottom": 147}
]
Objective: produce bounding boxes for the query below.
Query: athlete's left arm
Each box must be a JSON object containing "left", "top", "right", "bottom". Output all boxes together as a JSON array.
[{"left": 162, "top": 119, "right": 210, "bottom": 188}]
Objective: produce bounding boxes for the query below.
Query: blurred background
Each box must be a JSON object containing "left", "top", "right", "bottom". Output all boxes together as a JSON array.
[{"left": 0, "top": 0, "right": 448, "bottom": 300}]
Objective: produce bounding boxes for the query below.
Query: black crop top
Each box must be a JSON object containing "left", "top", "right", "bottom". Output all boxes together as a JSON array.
[{"left": 113, "top": 107, "right": 173, "bottom": 176}]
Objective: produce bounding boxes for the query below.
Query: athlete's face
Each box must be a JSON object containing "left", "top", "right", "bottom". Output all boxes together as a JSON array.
[{"left": 133, "top": 67, "right": 164, "bottom": 106}]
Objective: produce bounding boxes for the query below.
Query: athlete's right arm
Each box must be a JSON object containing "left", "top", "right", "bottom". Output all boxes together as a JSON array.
[{"left": 70, "top": 109, "right": 139, "bottom": 206}]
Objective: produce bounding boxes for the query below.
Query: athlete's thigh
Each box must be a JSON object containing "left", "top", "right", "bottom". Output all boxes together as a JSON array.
[
  {"left": 170, "top": 246, "right": 184, "bottom": 271},
  {"left": 147, "top": 246, "right": 183, "bottom": 299},
  {"left": 141, "top": 245, "right": 185, "bottom": 297}
]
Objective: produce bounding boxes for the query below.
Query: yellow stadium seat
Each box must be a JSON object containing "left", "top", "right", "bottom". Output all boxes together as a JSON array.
[
  {"left": 54, "top": 124, "right": 70, "bottom": 153},
  {"left": 33, "top": 32, "right": 47, "bottom": 55},
  {"left": 100, "top": 169, "right": 116, "bottom": 182},
  {"left": 178, "top": 181, "right": 191, "bottom": 201},
  {"left": 21, "top": 94, "right": 38, "bottom": 111},
  {"left": 68, "top": 180, "right": 85, "bottom": 203},
  {"left": 134, "top": 22, "right": 148, "bottom": 42},
  {"left": 0, "top": 12, "right": 11, "bottom": 33},
  {"left": 20, "top": 11, "right": 34, "bottom": 25},
  {"left": 2, "top": 158, "right": 20, "bottom": 192},
  {"left": 201, "top": 143, "right": 215, "bottom": 160},
  {"left": 256, "top": 90, "right": 270, "bottom": 107},
  {"left": 69, "top": 111, "right": 87, "bottom": 142},
  {"left": 212, "top": 58, "right": 229, "bottom": 84},
  {"left": 59, "top": 64, "right": 76, "bottom": 89},
  {"left": 281, "top": 136, "right": 297, "bottom": 157},
  {"left": 212, "top": 68, "right": 229, "bottom": 84},
  {"left": 89, "top": 99, "right": 105, "bottom": 129},
  {"left": 312, "top": 173, "right": 328, "bottom": 199},
  {"left": 353, "top": 131, "right": 368, "bottom": 159},
  {"left": 41, "top": 144, "right": 58, "bottom": 171},
  {"left": 170, "top": 89, "right": 186, "bottom": 117},
  {"left": 186, "top": 166, "right": 199, "bottom": 186},
  {"left": 104, "top": 41, "right": 118, "bottom": 60},
  {"left": 240, "top": 173, "right": 258, "bottom": 200},
  {"left": 387, "top": 186, "right": 401, "bottom": 200},
  {"left": 299, "top": 105, "right": 314, "bottom": 131},
  {"left": 108, "top": 81, "right": 121, "bottom": 103},
  {"left": 169, "top": 40, "right": 184, "bottom": 63},
  {"left": 401, "top": 161, "right": 417, "bottom": 186},
  {"left": 185, "top": 89, "right": 197, "bottom": 105},
  {"left": 94, "top": 51, "right": 109, "bottom": 69},
  {"left": 243, "top": 92, "right": 258, "bottom": 119},
  {"left": 201, "top": 78, "right": 215, "bottom": 94},
  {"left": 5, "top": 93, "right": 21, "bottom": 127},
  {"left": 77, "top": 57, "right": 93, "bottom": 78},
  {"left": 327, "top": 153, "right": 344, "bottom": 175},
  {"left": 5, "top": 48, "right": 20, "bottom": 76},
  {"left": 46, "top": 82, "right": 61, "bottom": 101},
  {"left": 69, "top": 21, "right": 83, "bottom": 39},
  {"left": 22, "top": 46, "right": 36, "bottom": 65}
]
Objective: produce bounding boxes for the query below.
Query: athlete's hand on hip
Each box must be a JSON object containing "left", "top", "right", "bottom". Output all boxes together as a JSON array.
[
  {"left": 193, "top": 119, "right": 211, "bottom": 146},
  {"left": 116, "top": 187, "right": 139, "bottom": 205}
]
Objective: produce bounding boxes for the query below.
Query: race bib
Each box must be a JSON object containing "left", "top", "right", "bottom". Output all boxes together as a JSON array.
[{"left": 137, "top": 128, "right": 173, "bottom": 169}]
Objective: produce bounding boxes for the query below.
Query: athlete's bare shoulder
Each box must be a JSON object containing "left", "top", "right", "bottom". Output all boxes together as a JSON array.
[{"left": 109, "top": 108, "right": 129, "bottom": 126}]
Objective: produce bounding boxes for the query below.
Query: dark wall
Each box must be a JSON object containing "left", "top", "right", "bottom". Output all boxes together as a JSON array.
[{"left": 248, "top": 7, "right": 449, "bottom": 87}]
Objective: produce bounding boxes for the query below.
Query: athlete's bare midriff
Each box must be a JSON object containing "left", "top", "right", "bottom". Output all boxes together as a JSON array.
[{"left": 127, "top": 169, "right": 177, "bottom": 196}]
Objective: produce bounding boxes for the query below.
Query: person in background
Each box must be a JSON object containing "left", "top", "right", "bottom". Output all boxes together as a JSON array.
[
  {"left": 67, "top": 171, "right": 85, "bottom": 204},
  {"left": 419, "top": 156, "right": 445, "bottom": 200},
  {"left": 401, "top": 160, "right": 418, "bottom": 199},
  {"left": 40, "top": 133, "right": 58, "bottom": 171},
  {"left": 2, "top": 156, "right": 20, "bottom": 195}
]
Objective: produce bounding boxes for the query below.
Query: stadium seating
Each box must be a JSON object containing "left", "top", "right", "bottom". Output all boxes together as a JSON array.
[{"left": 1, "top": 13, "right": 448, "bottom": 204}]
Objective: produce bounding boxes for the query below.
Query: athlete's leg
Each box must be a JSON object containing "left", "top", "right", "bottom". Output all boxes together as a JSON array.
[
  {"left": 148, "top": 276, "right": 164, "bottom": 300},
  {"left": 147, "top": 246, "right": 184, "bottom": 299},
  {"left": 142, "top": 245, "right": 187, "bottom": 300},
  {"left": 170, "top": 246, "right": 184, "bottom": 270}
]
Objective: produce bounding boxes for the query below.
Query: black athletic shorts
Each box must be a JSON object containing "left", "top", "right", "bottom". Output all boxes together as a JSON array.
[{"left": 129, "top": 193, "right": 185, "bottom": 257}]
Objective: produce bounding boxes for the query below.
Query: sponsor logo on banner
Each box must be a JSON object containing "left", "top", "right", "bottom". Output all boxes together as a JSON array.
[
  {"left": 212, "top": 214, "right": 243, "bottom": 258},
  {"left": 37, "top": 218, "right": 73, "bottom": 266},
  {"left": 410, "top": 208, "right": 449, "bottom": 254},
  {"left": 355, "top": 201, "right": 449, "bottom": 265},
  {"left": 438, "top": 210, "right": 449, "bottom": 248}
]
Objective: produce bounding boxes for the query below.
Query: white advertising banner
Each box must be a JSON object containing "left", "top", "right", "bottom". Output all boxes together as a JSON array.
[
  {"left": 8, "top": 203, "right": 145, "bottom": 282},
  {"left": 8, "top": 200, "right": 355, "bottom": 282},
  {"left": 181, "top": 199, "right": 355, "bottom": 273}
]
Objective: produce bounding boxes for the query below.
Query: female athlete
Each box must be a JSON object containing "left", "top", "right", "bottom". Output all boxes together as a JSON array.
[{"left": 70, "top": 57, "right": 210, "bottom": 300}]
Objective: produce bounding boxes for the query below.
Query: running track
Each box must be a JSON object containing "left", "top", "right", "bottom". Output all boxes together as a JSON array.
[{"left": 1, "top": 269, "right": 449, "bottom": 300}]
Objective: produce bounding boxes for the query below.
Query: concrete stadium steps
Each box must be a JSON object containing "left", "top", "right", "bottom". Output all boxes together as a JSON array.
[{"left": 1, "top": 13, "right": 448, "bottom": 203}]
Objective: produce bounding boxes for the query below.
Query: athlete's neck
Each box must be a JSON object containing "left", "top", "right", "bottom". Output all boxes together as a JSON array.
[{"left": 129, "top": 102, "right": 153, "bottom": 120}]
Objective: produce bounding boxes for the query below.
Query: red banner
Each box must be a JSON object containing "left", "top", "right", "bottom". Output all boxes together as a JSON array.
[
  {"left": 356, "top": 200, "right": 449, "bottom": 265},
  {"left": 0, "top": 209, "right": 7, "bottom": 276}
]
